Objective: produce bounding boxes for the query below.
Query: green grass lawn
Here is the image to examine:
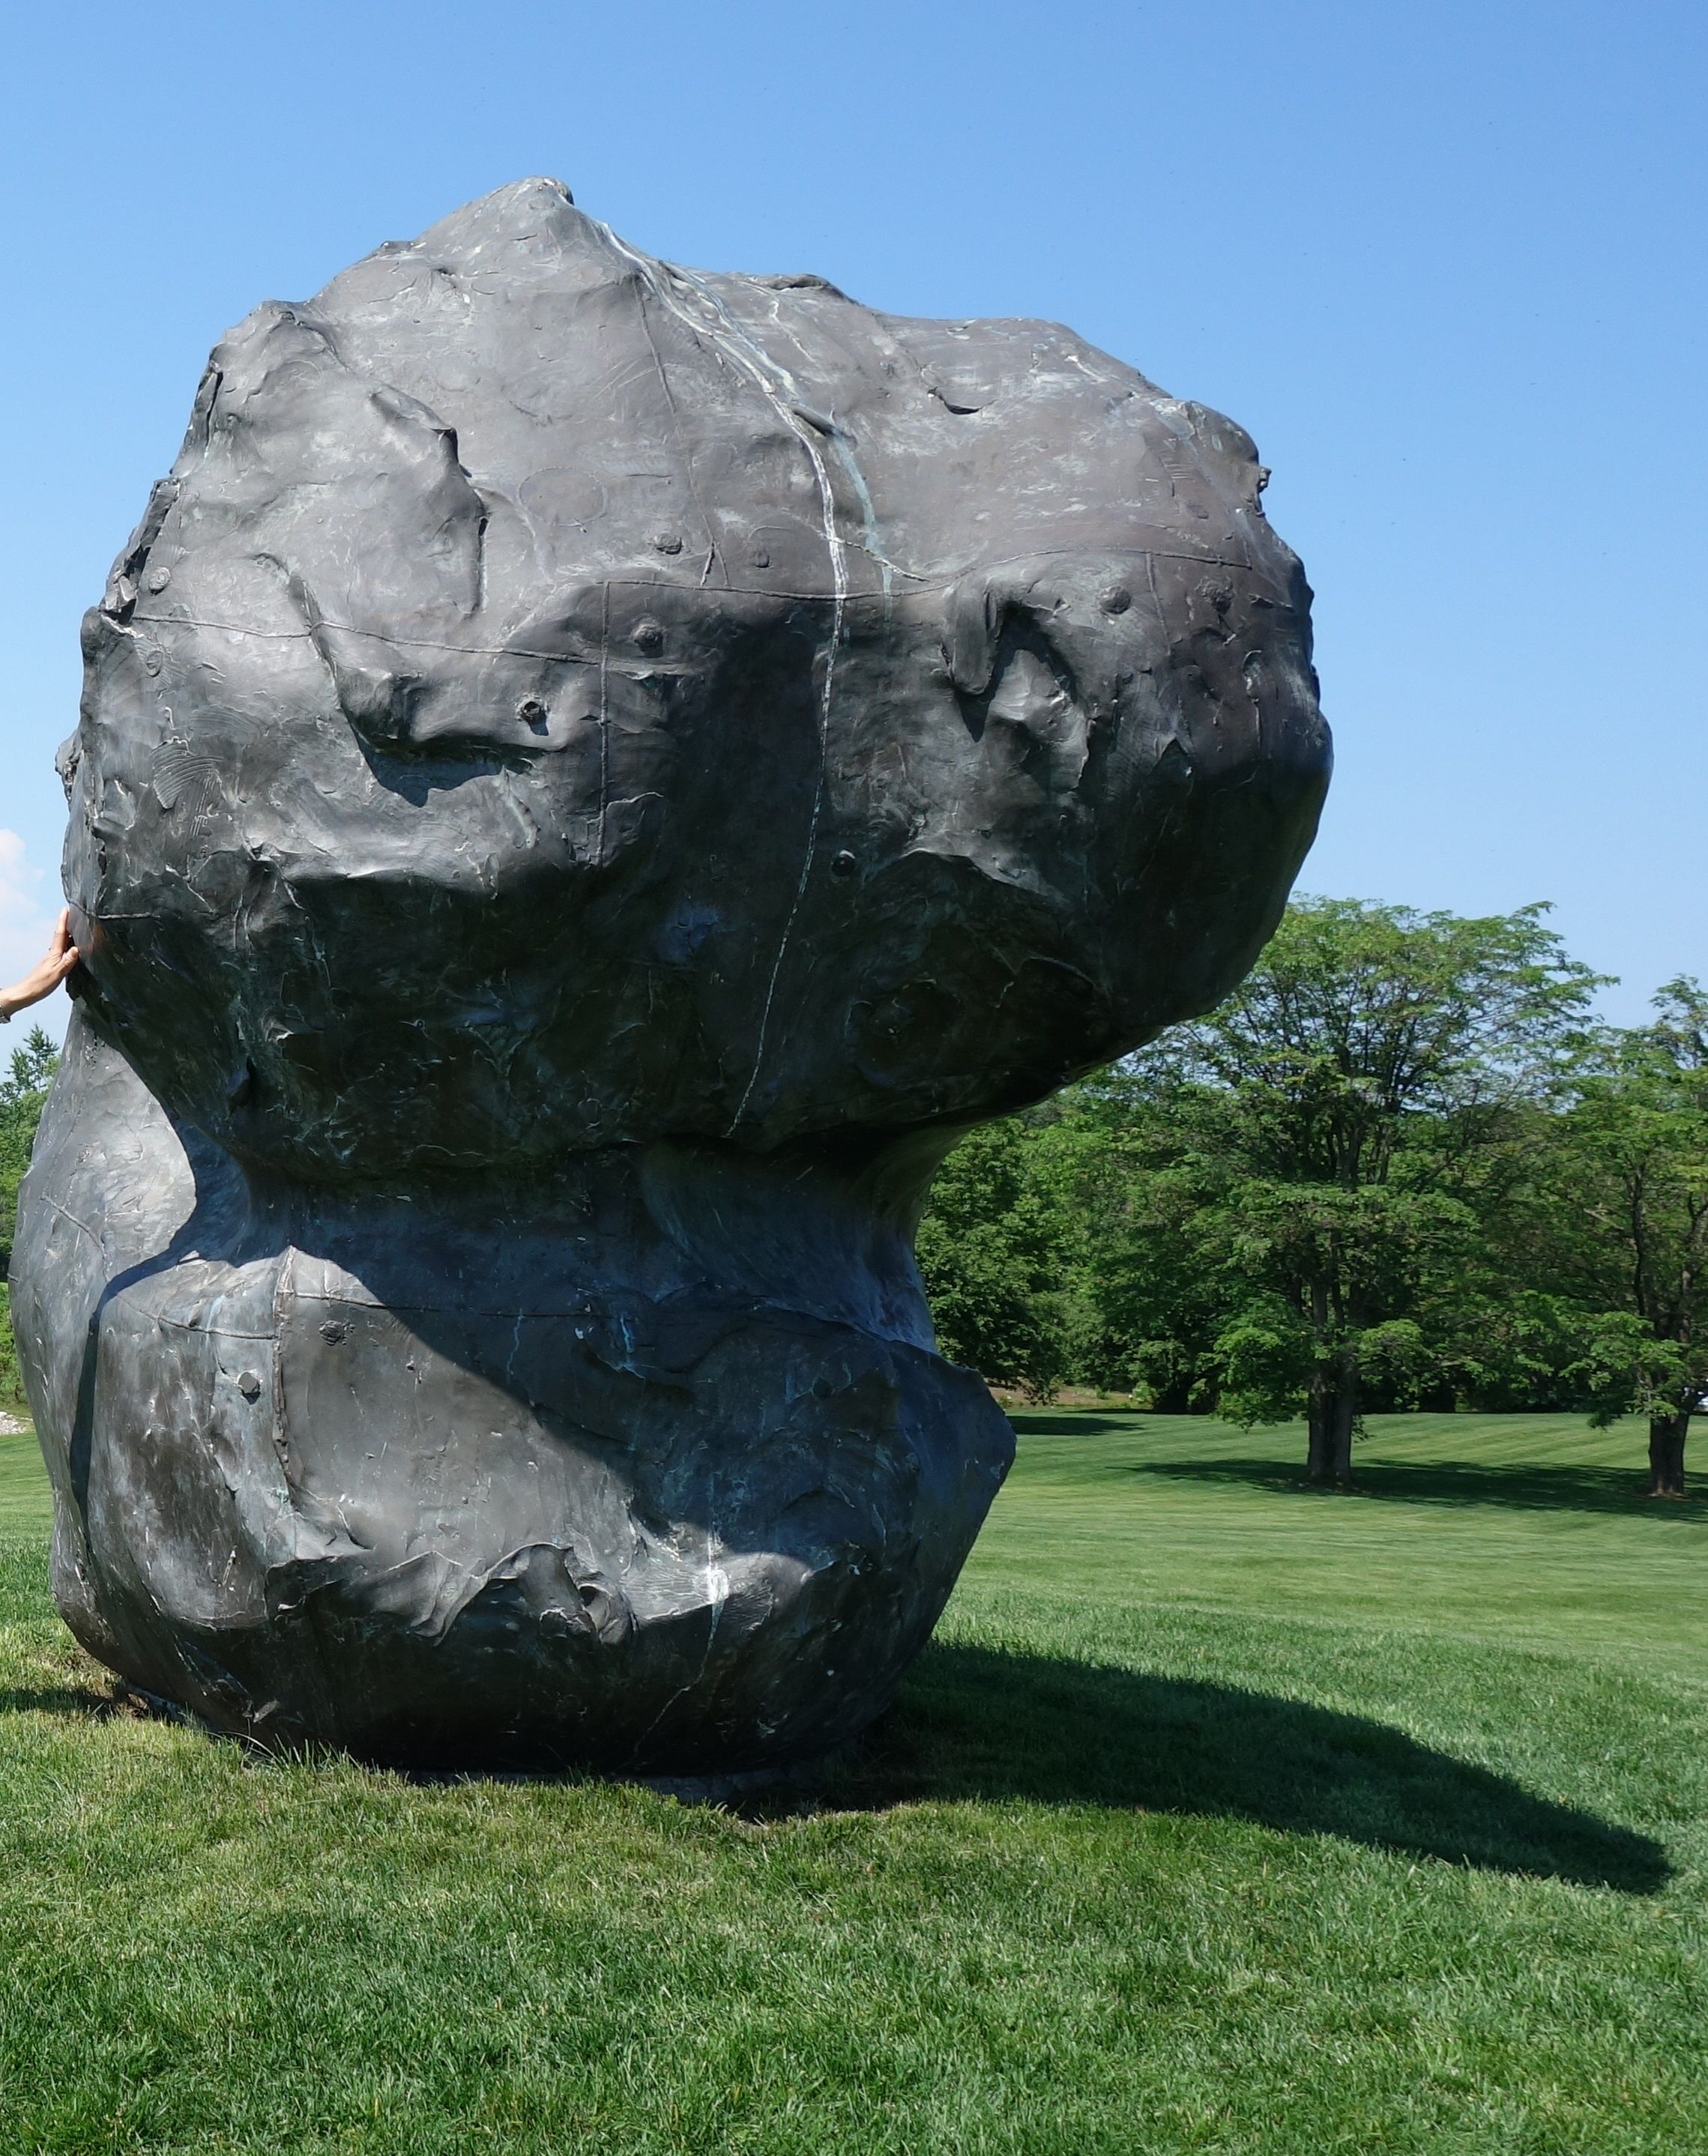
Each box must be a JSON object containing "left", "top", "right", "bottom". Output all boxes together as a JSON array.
[{"left": 0, "top": 1410, "right": 1704, "bottom": 2153}]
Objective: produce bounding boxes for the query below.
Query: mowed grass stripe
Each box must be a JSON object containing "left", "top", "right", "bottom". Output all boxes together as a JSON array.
[
  {"left": 0, "top": 1412, "right": 1701, "bottom": 2152},
  {"left": 979, "top": 1412, "right": 1708, "bottom": 1687}
]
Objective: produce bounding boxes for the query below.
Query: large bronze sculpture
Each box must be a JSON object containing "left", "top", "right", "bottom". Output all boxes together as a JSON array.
[{"left": 13, "top": 181, "right": 1329, "bottom": 1769}]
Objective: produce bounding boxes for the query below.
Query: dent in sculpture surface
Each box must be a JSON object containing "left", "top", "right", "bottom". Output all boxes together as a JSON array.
[{"left": 13, "top": 181, "right": 1330, "bottom": 1769}]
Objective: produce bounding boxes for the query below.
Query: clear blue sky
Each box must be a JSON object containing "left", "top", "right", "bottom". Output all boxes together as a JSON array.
[{"left": 3, "top": 0, "right": 1702, "bottom": 1030}]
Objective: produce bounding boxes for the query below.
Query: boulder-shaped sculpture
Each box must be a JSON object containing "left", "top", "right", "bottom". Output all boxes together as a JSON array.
[{"left": 13, "top": 181, "right": 1329, "bottom": 1770}]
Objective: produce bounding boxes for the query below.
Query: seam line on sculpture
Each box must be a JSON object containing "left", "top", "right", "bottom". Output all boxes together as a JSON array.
[
  {"left": 651, "top": 277, "right": 849, "bottom": 1129},
  {"left": 627, "top": 277, "right": 729, "bottom": 591},
  {"left": 127, "top": 550, "right": 1260, "bottom": 651},
  {"left": 592, "top": 232, "right": 851, "bottom": 1132},
  {"left": 33, "top": 1195, "right": 104, "bottom": 1248},
  {"left": 731, "top": 587, "right": 843, "bottom": 1129},
  {"left": 118, "top": 1318, "right": 277, "bottom": 1339},
  {"left": 597, "top": 582, "right": 610, "bottom": 863},
  {"left": 753, "top": 287, "right": 900, "bottom": 595},
  {"left": 822, "top": 433, "right": 895, "bottom": 619}
]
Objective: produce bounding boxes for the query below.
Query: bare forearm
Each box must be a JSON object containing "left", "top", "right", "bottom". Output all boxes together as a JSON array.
[{"left": 1, "top": 910, "right": 81, "bottom": 1020}]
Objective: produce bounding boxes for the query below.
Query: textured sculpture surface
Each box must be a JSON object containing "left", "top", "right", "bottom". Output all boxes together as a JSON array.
[{"left": 14, "top": 181, "right": 1329, "bottom": 1769}]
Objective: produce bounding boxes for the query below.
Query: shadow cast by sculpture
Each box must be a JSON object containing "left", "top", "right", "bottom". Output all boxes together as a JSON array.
[
  {"left": 0, "top": 1646, "right": 1663, "bottom": 1894},
  {"left": 0, "top": 1685, "right": 118, "bottom": 1721},
  {"left": 815, "top": 1643, "right": 1670, "bottom": 1892}
]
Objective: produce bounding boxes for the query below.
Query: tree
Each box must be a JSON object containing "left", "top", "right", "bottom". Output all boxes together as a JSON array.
[
  {"left": 914, "top": 1116, "right": 1075, "bottom": 1398},
  {"left": 1536, "top": 982, "right": 1708, "bottom": 1496},
  {"left": 0, "top": 1026, "right": 59, "bottom": 1410},
  {"left": 0, "top": 1027, "right": 59, "bottom": 1281},
  {"left": 1048, "top": 1072, "right": 1229, "bottom": 1410},
  {"left": 1080, "top": 900, "right": 1600, "bottom": 1483}
]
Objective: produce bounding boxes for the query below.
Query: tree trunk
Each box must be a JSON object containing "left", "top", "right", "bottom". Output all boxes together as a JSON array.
[
  {"left": 1306, "top": 1370, "right": 1332, "bottom": 1482},
  {"left": 1306, "top": 1359, "right": 1359, "bottom": 1488},
  {"left": 1327, "top": 1362, "right": 1358, "bottom": 1487},
  {"left": 1649, "top": 1410, "right": 1690, "bottom": 1498}
]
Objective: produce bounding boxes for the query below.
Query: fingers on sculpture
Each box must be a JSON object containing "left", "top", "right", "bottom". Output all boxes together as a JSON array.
[{"left": 13, "top": 181, "right": 1329, "bottom": 1770}]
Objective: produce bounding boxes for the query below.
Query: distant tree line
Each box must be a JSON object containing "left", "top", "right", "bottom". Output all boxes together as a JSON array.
[{"left": 918, "top": 899, "right": 1708, "bottom": 1496}]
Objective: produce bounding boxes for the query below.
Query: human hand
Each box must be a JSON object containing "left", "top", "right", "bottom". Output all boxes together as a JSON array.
[{"left": 0, "top": 911, "right": 82, "bottom": 1021}]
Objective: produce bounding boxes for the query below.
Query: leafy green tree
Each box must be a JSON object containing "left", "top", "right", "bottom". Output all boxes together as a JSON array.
[
  {"left": 0, "top": 1025, "right": 59, "bottom": 1410},
  {"left": 0, "top": 1286, "right": 22, "bottom": 1413},
  {"left": 1069, "top": 900, "right": 1600, "bottom": 1482},
  {"left": 1, "top": 1027, "right": 58, "bottom": 1281},
  {"left": 1530, "top": 982, "right": 1708, "bottom": 1495},
  {"left": 1039, "top": 1067, "right": 1236, "bottom": 1407},
  {"left": 914, "top": 1117, "right": 1074, "bottom": 1398}
]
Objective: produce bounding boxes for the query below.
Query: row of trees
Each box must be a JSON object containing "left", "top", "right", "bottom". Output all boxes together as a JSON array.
[{"left": 917, "top": 900, "right": 1708, "bottom": 1494}]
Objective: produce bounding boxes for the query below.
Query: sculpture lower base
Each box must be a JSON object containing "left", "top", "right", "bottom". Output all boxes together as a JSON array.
[{"left": 13, "top": 1018, "right": 1012, "bottom": 1772}]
